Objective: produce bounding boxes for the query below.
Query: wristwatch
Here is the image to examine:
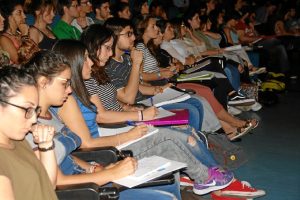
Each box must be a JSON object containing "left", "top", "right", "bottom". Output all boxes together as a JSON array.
[{"left": 157, "top": 72, "right": 162, "bottom": 78}]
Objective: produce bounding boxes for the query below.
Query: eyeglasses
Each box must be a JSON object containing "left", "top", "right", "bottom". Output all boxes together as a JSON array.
[
  {"left": 119, "top": 31, "right": 134, "bottom": 38},
  {"left": 56, "top": 77, "right": 71, "bottom": 89},
  {"left": 0, "top": 99, "right": 41, "bottom": 119}
]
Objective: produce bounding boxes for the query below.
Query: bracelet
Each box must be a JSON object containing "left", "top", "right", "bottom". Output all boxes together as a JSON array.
[
  {"left": 138, "top": 110, "right": 142, "bottom": 121},
  {"left": 141, "top": 110, "right": 144, "bottom": 121},
  {"left": 38, "top": 142, "right": 55, "bottom": 152}
]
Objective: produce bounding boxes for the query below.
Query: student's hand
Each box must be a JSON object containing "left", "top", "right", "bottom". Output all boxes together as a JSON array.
[
  {"left": 127, "top": 124, "right": 149, "bottom": 140},
  {"left": 143, "top": 106, "right": 158, "bottom": 120},
  {"left": 111, "top": 157, "right": 137, "bottom": 179},
  {"left": 31, "top": 124, "right": 55, "bottom": 149},
  {"left": 131, "top": 48, "right": 143, "bottom": 68},
  {"left": 18, "top": 23, "right": 29, "bottom": 36},
  {"left": 160, "top": 69, "right": 174, "bottom": 79}
]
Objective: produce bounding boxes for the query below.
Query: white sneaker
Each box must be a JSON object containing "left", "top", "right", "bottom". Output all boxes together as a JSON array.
[
  {"left": 227, "top": 106, "right": 242, "bottom": 115},
  {"left": 251, "top": 102, "right": 262, "bottom": 112}
]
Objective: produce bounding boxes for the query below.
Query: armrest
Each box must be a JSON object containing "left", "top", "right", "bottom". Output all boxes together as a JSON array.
[
  {"left": 117, "top": 173, "right": 175, "bottom": 192},
  {"left": 72, "top": 146, "right": 133, "bottom": 166},
  {"left": 56, "top": 183, "right": 118, "bottom": 200}
]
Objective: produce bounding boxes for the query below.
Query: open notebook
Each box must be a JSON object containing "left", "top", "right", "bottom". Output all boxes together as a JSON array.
[
  {"left": 177, "top": 71, "right": 214, "bottom": 82},
  {"left": 99, "top": 126, "right": 159, "bottom": 150},
  {"left": 113, "top": 156, "right": 187, "bottom": 188},
  {"left": 184, "top": 59, "right": 211, "bottom": 74},
  {"left": 224, "top": 44, "right": 242, "bottom": 51},
  {"left": 142, "top": 109, "right": 189, "bottom": 126},
  {"left": 138, "top": 87, "right": 191, "bottom": 107}
]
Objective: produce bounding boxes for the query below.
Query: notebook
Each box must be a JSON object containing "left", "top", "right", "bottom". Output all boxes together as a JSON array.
[
  {"left": 184, "top": 59, "right": 211, "bottom": 74},
  {"left": 138, "top": 87, "right": 191, "bottom": 107},
  {"left": 99, "top": 126, "right": 159, "bottom": 150},
  {"left": 224, "top": 44, "right": 242, "bottom": 51},
  {"left": 142, "top": 109, "right": 189, "bottom": 126},
  {"left": 113, "top": 156, "right": 187, "bottom": 188},
  {"left": 177, "top": 71, "right": 214, "bottom": 82}
]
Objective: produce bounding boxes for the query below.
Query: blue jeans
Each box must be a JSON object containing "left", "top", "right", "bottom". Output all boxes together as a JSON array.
[
  {"left": 161, "top": 97, "right": 204, "bottom": 131},
  {"left": 124, "top": 126, "right": 220, "bottom": 184},
  {"left": 224, "top": 65, "right": 240, "bottom": 91}
]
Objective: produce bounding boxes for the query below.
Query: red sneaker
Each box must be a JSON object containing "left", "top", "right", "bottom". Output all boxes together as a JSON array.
[
  {"left": 180, "top": 176, "right": 194, "bottom": 186},
  {"left": 211, "top": 179, "right": 265, "bottom": 199},
  {"left": 211, "top": 192, "right": 249, "bottom": 200}
]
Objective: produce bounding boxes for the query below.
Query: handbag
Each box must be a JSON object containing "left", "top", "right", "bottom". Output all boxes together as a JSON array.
[{"left": 205, "top": 133, "right": 248, "bottom": 170}]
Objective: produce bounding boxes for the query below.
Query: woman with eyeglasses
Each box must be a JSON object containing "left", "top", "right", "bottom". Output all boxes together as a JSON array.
[
  {"left": 24, "top": 49, "right": 179, "bottom": 200},
  {"left": 0, "top": 66, "right": 58, "bottom": 200}
]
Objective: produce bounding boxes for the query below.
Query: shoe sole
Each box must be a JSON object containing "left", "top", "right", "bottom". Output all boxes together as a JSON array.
[
  {"left": 228, "top": 101, "right": 256, "bottom": 106},
  {"left": 193, "top": 178, "right": 234, "bottom": 195},
  {"left": 220, "top": 191, "right": 266, "bottom": 198}
]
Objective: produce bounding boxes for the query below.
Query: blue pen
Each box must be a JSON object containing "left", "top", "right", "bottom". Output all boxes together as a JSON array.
[
  {"left": 150, "top": 97, "right": 154, "bottom": 106},
  {"left": 126, "top": 121, "right": 136, "bottom": 126}
]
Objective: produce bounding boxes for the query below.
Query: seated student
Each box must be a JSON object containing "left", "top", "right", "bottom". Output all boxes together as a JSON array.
[
  {"left": 0, "top": 0, "right": 28, "bottom": 63},
  {"left": 92, "top": 0, "right": 112, "bottom": 25},
  {"left": 27, "top": 0, "right": 57, "bottom": 50},
  {"left": 52, "top": 0, "right": 81, "bottom": 39},
  {"left": 104, "top": 17, "right": 257, "bottom": 139},
  {"left": 53, "top": 39, "right": 266, "bottom": 199},
  {"left": 80, "top": 24, "right": 207, "bottom": 133},
  {"left": 0, "top": 66, "right": 57, "bottom": 200},
  {"left": 24, "top": 50, "right": 182, "bottom": 200},
  {"left": 112, "top": 2, "right": 132, "bottom": 20},
  {"left": 26, "top": 49, "right": 234, "bottom": 198},
  {"left": 71, "top": 0, "right": 94, "bottom": 32}
]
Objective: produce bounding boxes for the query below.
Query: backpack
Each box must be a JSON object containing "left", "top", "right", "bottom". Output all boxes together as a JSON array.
[{"left": 205, "top": 133, "right": 248, "bottom": 170}]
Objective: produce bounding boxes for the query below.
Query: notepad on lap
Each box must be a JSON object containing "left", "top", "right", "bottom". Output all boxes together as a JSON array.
[
  {"left": 224, "top": 44, "right": 242, "bottom": 51},
  {"left": 99, "top": 126, "right": 159, "bottom": 150},
  {"left": 177, "top": 71, "right": 214, "bottom": 82},
  {"left": 113, "top": 156, "right": 187, "bottom": 188},
  {"left": 184, "top": 59, "right": 211, "bottom": 74},
  {"left": 138, "top": 88, "right": 191, "bottom": 107},
  {"left": 143, "top": 109, "right": 189, "bottom": 126}
]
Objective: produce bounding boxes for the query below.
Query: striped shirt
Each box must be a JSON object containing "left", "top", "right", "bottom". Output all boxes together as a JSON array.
[
  {"left": 136, "top": 42, "right": 159, "bottom": 73},
  {"left": 84, "top": 77, "right": 123, "bottom": 111}
]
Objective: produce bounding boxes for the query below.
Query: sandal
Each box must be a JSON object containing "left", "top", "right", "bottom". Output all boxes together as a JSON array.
[
  {"left": 245, "top": 119, "right": 259, "bottom": 130},
  {"left": 227, "top": 122, "right": 252, "bottom": 141}
]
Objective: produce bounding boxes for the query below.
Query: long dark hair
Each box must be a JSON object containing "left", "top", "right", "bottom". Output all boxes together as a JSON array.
[
  {"left": 0, "top": 0, "right": 23, "bottom": 32},
  {"left": 52, "top": 39, "right": 94, "bottom": 110},
  {"left": 80, "top": 24, "right": 115, "bottom": 85}
]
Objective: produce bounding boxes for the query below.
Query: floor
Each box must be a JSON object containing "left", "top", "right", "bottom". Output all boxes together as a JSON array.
[
  {"left": 233, "top": 80, "right": 300, "bottom": 200},
  {"left": 184, "top": 79, "right": 300, "bottom": 200}
]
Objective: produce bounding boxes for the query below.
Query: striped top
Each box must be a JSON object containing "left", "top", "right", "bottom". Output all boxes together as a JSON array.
[
  {"left": 136, "top": 42, "right": 159, "bottom": 73},
  {"left": 84, "top": 77, "right": 123, "bottom": 111}
]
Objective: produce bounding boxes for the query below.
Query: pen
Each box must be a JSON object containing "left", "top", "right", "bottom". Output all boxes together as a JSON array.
[
  {"left": 126, "top": 121, "right": 136, "bottom": 126},
  {"left": 150, "top": 97, "right": 154, "bottom": 106}
]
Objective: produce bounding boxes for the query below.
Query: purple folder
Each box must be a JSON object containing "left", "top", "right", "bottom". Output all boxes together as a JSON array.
[{"left": 143, "top": 109, "right": 189, "bottom": 126}]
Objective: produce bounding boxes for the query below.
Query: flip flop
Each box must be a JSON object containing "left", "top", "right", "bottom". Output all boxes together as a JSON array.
[
  {"left": 246, "top": 119, "right": 259, "bottom": 130},
  {"left": 227, "top": 123, "right": 252, "bottom": 141}
]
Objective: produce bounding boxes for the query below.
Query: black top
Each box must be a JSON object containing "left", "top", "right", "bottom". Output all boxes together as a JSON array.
[{"left": 31, "top": 26, "right": 57, "bottom": 50}]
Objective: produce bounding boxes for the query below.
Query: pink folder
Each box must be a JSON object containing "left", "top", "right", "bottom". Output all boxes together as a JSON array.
[{"left": 143, "top": 109, "right": 189, "bottom": 126}]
